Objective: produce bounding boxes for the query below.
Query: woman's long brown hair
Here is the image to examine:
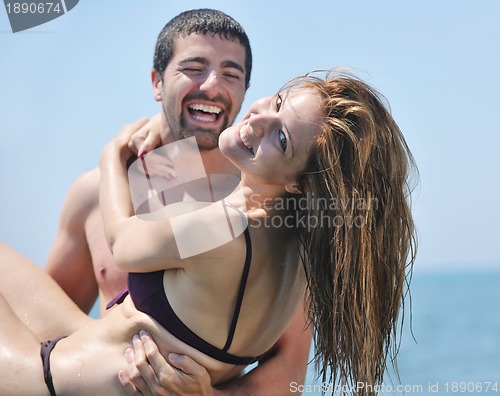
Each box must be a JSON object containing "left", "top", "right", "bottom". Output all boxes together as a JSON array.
[{"left": 289, "top": 71, "right": 417, "bottom": 393}]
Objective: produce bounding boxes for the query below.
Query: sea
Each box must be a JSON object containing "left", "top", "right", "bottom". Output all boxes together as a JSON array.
[{"left": 301, "top": 269, "right": 500, "bottom": 395}]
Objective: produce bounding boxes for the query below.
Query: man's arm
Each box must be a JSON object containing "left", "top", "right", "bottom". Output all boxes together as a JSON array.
[
  {"left": 45, "top": 169, "right": 100, "bottom": 313},
  {"left": 46, "top": 116, "right": 169, "bottom": 314},
  {"left": 120, "top": 303, "right": 312, "bottom": 395}
]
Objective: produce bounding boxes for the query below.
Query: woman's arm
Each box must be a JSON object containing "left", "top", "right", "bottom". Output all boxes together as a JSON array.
[
  {"left": 99, "top": 119, "right": 183, "bottom": 272},
  {"left": 100, "top": 119, "right": 246, "bottom": 273}
]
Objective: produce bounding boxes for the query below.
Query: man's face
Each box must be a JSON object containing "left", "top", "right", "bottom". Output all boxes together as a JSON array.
[{"left": 153, "top": 33, "right": 248, "bottom": 150}]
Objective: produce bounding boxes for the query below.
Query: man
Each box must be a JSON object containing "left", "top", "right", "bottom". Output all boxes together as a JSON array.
[{"left": 46, "top": 9, "right": 311, "bottom": 395}]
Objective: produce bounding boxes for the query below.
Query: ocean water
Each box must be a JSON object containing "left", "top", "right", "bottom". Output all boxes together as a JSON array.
[{"left": 302, "top": 270, "right": 500, "bottom": 395}]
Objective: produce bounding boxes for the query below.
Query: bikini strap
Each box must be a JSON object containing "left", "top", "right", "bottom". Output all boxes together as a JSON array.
[
  {"left": 223, "top": 227, "right": 252, "bottom": 351},
  {"left": 222, "top": 204, "right": 252, "bottom": 352}
]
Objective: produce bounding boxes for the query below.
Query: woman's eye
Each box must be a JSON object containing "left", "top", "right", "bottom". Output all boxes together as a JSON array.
[
  {"left": 276, "top": 94, "right": 283, "bottom": 111},
  {"left": 279, "top": 130, "right": 287, "bottom": 152}
]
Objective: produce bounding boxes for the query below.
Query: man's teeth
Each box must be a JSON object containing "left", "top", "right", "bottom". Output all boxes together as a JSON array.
[
  {"left": 193, "top": 114, "right": 214, "bottom": 122},
  {"left": 189, "top": 104, "right": 222, "bottom": 114},
  {"left": 240, "top": 130, "right": 254, "bottom": 154}
]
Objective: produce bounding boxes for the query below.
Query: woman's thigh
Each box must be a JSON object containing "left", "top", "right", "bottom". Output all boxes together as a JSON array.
[
  {"left": 0, "top": 292, "right": 47, "bottom": 394},
  {"left": 0, "top": 242, "right": 91, "bottom": 341}
]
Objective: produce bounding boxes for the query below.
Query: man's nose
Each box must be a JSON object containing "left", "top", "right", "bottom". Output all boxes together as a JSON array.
[{"left": 199, "top": 71, "right": 223, "bottom": 97}]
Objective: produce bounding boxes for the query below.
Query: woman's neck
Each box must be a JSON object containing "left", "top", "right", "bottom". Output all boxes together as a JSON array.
[{"left": 225, "top": 180, "right": 290, "bottom": 221}]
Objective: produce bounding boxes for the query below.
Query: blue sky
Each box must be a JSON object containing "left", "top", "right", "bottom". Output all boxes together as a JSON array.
[{"left": 1, "top": 1, "right": 499, "bottom": 272}]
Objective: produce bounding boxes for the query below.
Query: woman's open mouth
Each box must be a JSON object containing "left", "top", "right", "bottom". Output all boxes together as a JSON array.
[{"left": 239, "top": 127, "right": 254, "bottom": 155}]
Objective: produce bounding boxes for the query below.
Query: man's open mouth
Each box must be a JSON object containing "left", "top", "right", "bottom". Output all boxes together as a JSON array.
[{"left": 187, "top": 103, "right": 223, "bottom": 123}]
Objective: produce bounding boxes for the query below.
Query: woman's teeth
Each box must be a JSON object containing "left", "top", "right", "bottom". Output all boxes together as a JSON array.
[{"left": 240, "top": 130, "right": 254, "bottom": 155}]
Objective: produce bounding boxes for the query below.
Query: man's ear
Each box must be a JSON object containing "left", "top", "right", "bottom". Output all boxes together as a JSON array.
[
  {"left": 285, "top": 183, "right": 302, "bottom": 195},
  {"left": 151, "top": 69, "right": 162, "bottom": 102}
]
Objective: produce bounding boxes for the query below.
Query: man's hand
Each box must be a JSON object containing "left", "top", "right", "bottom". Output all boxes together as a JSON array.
[{"left": 119, "top": 331, "right": 214, "bottom": 396}]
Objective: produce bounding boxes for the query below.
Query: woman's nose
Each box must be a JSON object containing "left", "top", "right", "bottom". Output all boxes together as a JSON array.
[
  {"left": 247, "top": 97, "right": 274, "bottom": 138},
  {"left": 249, "top": 96, "right": 271, "bottom": 113}
]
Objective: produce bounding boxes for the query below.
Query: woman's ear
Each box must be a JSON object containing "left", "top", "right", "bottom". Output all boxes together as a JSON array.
[
  {"left": 285, "top": 183, "right": 302, "bottom": 195},
  {"left": 151, "top": 69, "right": 163, "bottom": 102}
]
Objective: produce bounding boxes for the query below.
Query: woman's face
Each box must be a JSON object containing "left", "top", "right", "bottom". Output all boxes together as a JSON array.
[{"left": 219, "top": 87, "right": 323, "bottom": 193}]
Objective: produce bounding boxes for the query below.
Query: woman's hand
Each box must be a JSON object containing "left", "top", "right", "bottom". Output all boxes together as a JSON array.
[
  {"left": 100, "top": 118, "right": 150, "bottom": 167},
  {"left": 119, "top": 331, "right": 214, "bottom": 396},
  {"left": 127, "top": 114, "right": 176, "bottom": 179},
  {"left": 128, "top": 113, "right": 166, "bottom": 158}
]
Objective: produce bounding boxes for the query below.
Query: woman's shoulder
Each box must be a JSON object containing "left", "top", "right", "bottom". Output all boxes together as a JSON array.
[{"left": 137, "top": 200, "right": 246, "bottom": 266}]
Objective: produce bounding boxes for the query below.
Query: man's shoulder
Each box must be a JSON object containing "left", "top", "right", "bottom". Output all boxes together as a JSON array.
[
  {"left": 73, "top": 167, "right": 101, "bottom": 192},
  {"left": 63, "top": 167, "right": 101, "bottom": 216}
]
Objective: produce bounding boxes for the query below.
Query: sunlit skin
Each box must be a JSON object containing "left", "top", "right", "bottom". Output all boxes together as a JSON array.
[
  {"left": 0, "top": 69, "right": 417, "bottom": 394},
  {"left": 43, "top": 29, "right": 313, "bottom": 395},
  {"left": 0, "top": 90, "right": 323, "bottom": 395},
  {"left": 45, "top": 33, "right": 249, "bottom": 316},
  {"left": 47, "top": 90, "right": 323, "bottom": 394}
]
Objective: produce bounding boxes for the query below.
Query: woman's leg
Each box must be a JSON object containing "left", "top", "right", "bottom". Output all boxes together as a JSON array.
[
  {"left": 0, "top": 292, "right": 47, "bottom": 395},
  {"left": 0, "top": 242, "right": 91, "bottom": 341}
]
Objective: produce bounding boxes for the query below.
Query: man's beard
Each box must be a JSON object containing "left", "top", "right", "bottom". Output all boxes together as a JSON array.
[
  {"left": 177, "top": 92, "right": 233, "bottom": 150},
  {"left": 178, "top": 114, "right": 228, "bottom": 151}
]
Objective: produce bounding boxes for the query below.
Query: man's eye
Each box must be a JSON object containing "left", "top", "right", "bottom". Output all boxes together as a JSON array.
[
  {"left": 276, "top": 94, "right": 283, "bottom": 111},
  {"left": 223, "top": 72, "right": 241, "bottom": 80},
  {"left": 279, "top": 130, "right": 287, "bottom": 152}
]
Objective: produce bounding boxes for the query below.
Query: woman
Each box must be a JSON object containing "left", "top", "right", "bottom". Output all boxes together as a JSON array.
[{"left": 0, "top": 70, "right": 416, "bottom": 395}]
